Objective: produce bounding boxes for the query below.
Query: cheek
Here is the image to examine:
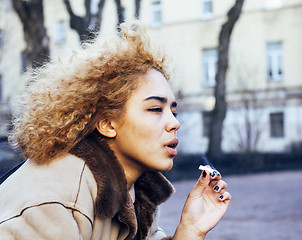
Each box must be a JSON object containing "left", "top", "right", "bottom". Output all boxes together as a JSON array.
[{"left": 128, "top": 117, "right": 160, "bottom": 143}]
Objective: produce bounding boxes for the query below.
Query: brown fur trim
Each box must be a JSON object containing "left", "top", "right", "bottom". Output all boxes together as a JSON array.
[
  {"left": 115, "top": 194, "right": 137, "bottom": 240},
  {"left": 135, "top": 172, "right": 174, "bottom": 239},
  {"left": 70, "top": 130, "right": 128, "bottom": 218},
  {"left": 70, "top": 130, "right": 174, "bottom": 240}
]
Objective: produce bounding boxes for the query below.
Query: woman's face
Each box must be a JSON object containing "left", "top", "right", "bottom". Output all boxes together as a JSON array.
[{"left": 109, "top": 69, "right": 180, "bottom": 174}]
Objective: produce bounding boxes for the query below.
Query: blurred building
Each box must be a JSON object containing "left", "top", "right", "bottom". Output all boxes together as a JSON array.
[{"left": 0, "top": 0, "right": 301, "bottom": 153}]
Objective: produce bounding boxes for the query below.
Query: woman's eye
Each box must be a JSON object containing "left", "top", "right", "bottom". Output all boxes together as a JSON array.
[{"left": 148, "top": 108, "right": 162, "bottom": 113}]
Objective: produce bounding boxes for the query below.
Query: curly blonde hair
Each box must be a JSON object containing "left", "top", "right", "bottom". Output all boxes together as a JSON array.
[{"left": 11, "top": 23, "right": 170, "bottom": 164}]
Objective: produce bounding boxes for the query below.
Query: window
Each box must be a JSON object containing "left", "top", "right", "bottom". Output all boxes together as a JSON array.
[
  {"left": 266, "top": 42, "right": 283, "bottom": 81},
  {"left": 0, "top": 74, "right": 2, "bottom": 101},
  {"left": 201, "top": 0, "right": 213, "bottom": 18},
  {"left": 270, "top": 112, "right": 284, "bottom": 138},
  {"left": 263, "top": 0, "right": 283, "bottom": 10},
  {"left": 202, "top": 48, "right": 217, "bottom": 87},
  {"left": 21, "top": 50, "right": 28, "bottom": 74},
  {"left": 151, "top": 1, "right": 162, "bottom": 26},
  {"left": 0, "top": 29, "right": 4, "bottom": 49},
  {"left": 55, "top": 20, "right": 66, "bottom": 43},
  {"left": 202, "top": 111, "right": 212, "bottom": 137}
]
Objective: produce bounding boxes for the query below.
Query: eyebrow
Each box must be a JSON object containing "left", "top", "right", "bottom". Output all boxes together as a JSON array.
[{"left": 144, "top": 96, "right": 177, "bottom": 107}]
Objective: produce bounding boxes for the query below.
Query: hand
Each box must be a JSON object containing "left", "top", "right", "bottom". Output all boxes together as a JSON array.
[{"left": 173, "top": 169, "right": 231, "bottom": 240}]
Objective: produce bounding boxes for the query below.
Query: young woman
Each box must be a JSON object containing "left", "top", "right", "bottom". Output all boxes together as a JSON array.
[{"left": 0, "top": 23, "right": 231, "bottom": 240}]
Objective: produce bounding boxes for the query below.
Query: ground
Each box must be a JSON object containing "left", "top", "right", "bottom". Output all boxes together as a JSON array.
[{"left": 159, "top": 170, "right": 302, "bottom": 240}]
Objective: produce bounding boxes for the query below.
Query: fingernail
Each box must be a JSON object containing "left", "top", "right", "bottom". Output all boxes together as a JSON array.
[
  {"left": 219, "top": 195, "right": 224, "bottom": 199},
  {"left": 202, "top": 170, "right": 207, "bottom": 178},
  {"left": 210, "top": 173, "right": 215, "bottom": 177},
  {"left": 214, "top": 186, "right": 219, "bottom": 191}
]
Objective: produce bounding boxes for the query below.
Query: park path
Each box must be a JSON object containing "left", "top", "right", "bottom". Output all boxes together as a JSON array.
[{"left": 159, "top": 170, "right": 302, "bottom": 240}]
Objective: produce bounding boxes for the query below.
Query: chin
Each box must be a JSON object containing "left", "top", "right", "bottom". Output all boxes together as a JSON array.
[{"left": 160, "top": 160, "right": 174, "bottom": 172}]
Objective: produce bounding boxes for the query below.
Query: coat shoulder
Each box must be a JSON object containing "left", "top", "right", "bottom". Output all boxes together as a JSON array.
[{"left": 0, "top": 154, "right": 97, "bottom": 224}]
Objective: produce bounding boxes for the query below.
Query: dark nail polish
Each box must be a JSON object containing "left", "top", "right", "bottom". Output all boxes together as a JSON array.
[
  {"left": 219, "top": 195, "right": 224, "bottom": 199},
  {"left": 214, "top": 186, "right": 219, "bottom": 191},
  {"left": 210, "top": 173, "right": 215, "bottom": 177},
  {"left": 202, "top": 170, "right": 207, "bottom": 178}
]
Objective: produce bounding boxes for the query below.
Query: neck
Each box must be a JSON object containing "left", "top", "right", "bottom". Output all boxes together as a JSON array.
[
  {"left": 106, "top": 140, "right": 145, "bottom": 189},
  {"left": 122, "top": 162, "right": 144, "bottom": 189}
]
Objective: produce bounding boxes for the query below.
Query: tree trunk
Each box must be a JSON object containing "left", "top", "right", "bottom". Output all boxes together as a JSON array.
[
  {"left": 12, "top": 0, "right": 50, "bottom": 68},
  {"left": 207, "top": 0, "right": 244, "bottom": 158},
  {"left": 63, "top": 0, "right": 106, "bottom": 43}
]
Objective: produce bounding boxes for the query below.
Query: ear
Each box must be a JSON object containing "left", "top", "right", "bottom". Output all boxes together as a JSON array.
[{"left": 96, "top": 119, "right": 117, "bottom": 138}]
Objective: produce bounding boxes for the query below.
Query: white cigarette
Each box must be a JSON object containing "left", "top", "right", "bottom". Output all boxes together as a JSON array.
[{"left": 198, "top": 165, "right": 220, "bottom": 176}]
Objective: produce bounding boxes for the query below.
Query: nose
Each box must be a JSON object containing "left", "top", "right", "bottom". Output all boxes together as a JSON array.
[{"left": 166, "top": 112, "right": 181, "bottom": 132}]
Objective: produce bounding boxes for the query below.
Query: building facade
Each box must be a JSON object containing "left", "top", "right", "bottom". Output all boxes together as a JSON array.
[{"left": 0, "top": 0, "right": 301, "bottom": 153}]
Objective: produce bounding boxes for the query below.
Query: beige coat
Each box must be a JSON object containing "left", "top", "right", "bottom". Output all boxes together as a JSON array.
[{"left": 0, "top": 131, "right": 174, "bottom": 240}]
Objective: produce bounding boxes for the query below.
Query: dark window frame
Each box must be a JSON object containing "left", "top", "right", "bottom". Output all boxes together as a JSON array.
[
  {"left": 21, "top": 50, "right": 28, "bottom": 74},
  {"left": 266, "top": 42, "right": 283, "bottom": 81},
  {"left": 202, "top": 111, "right": 212, "bottom": 137},
  {"left": 0, "top": 29, "right": 4, "bottom": 49},
  {"left": 270, "top": 112, "right": 284, "bottom": 138},
  {"left": 0, "top": 74, "right": 2, "bottom": 101}
]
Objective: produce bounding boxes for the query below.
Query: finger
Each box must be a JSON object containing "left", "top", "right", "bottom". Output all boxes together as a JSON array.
[
  {"left": 217, "top": 187, "right": 226, "bottom": 195},
  {"left": 209, "top": 173, "right": 222, "bottom": 188},
  {"left": 213, "top": 180, "right": 227, "bottom": 194},
  {"left": 189, "top": 170, "right": 210, "bottom": 199},
  {"left": 218, "top": 191, "right": 231, "bottom": 205},
  {"left": 203, "top": 165, "right": 221, "bottom": 179}
]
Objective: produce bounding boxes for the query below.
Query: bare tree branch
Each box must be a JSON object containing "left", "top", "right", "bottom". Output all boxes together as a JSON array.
[
  {"left": 96, "top": 0, "right": 106, "bottom": 28},
  {"left": 63, "top": 0, "right": 106, "bottom": 43},
  {"left": 115, "top": 0, "right": 125, "bottom": 30}
]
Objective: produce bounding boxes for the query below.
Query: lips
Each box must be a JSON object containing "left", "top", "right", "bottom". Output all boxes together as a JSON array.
[{"left": 164, "top": 138, "right": 179, "bottom": 156}]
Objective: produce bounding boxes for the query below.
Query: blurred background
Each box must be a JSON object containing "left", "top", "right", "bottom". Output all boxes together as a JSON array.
[
  {"left": 1, "top": 0, "right": 302, "bottom": 173},
  {"left": 0, "top": 0, "right": 302, "bottom": 239}
]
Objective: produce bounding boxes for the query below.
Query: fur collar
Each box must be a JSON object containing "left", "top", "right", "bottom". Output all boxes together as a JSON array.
[{"left": 69, "top": 130, "right": 174, "bottom": 240}]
